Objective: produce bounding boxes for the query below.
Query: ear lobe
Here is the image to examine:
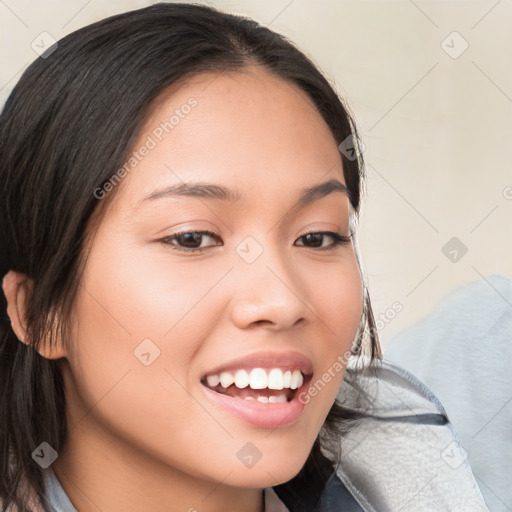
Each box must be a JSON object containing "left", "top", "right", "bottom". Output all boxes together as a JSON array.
[{"left": 2, "top": 270, "right": 66, "bottom": 360}]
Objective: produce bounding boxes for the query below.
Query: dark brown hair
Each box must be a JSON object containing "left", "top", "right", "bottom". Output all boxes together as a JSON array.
[{"left": 0, "top": 3, "right": 380, "bottom": 510}]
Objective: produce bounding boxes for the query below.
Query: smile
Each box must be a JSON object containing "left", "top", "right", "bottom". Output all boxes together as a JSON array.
[
  {"left": 199, "top": 350, "right": 314, "bottom": 428},
  {"left": 201, "top": 367, "right": 308, "bottom": 403}
]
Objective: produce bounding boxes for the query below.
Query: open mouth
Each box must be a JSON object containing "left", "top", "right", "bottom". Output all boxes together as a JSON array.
[{"left": 200, "top": 368, "right": 311, "bottom": 403}]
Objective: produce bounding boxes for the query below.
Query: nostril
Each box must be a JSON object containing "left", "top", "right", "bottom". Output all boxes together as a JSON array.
[{"left": 252, "top": 319, "right": 271, "bottom": 326}]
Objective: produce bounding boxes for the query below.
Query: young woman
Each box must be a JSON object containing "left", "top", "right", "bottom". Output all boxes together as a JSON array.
[{"left": 0, "top": 3, "right": 488, "bottom": 511}]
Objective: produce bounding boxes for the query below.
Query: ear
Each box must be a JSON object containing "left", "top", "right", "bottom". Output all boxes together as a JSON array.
[{"left": 2, "top": 270, "right": 66, "bottom": 359}]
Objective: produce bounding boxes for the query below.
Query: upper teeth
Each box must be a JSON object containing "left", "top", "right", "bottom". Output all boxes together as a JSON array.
[{"left": 206, "top": 368, "right": 304, "bottom": 390}]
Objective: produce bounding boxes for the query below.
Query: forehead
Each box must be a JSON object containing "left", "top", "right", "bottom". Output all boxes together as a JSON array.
[{"left": 110, "top": 65, "right": 345, "bottom": 210}]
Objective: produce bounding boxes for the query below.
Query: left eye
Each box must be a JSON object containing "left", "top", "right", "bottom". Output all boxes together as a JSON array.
[
  {"left": 159, "top": 230, "right": 351, "bottom": 253},
  {"left": 295, "top": 231, "right": 351, "bottom": 249}
]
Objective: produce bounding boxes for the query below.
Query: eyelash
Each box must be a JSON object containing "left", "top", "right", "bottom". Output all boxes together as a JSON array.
[{"left": 159, "top": 229, "right": 351, "bottom": 253}]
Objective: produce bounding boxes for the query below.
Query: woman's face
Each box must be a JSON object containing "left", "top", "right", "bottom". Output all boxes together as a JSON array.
[{"left": 57, "top": 65, "right": 363, "bottom": 505}]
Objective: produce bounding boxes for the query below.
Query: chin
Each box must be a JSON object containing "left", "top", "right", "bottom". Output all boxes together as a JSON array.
[{"left": 226, "top": 448, "right": 312, "bottom": 489}]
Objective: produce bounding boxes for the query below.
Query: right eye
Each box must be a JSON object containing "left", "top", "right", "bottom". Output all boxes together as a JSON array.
[{"left": 159, "top": 230, "right": 222, "bottom": 253}]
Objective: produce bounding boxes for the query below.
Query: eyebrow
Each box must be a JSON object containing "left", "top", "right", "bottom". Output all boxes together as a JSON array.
[{"left": 137, "top": 178, "right": 348, "bottom": 211}]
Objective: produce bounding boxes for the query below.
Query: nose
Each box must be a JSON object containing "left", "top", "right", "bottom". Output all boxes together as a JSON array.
[{"left": 229, "top": 243, "right": 310, "bottom": 331}]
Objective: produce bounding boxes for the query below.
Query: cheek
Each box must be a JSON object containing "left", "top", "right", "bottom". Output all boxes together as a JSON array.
[
  {"left": 307, "top": 254, "right": 363, "bottom": 344},
  {"left": 64, "top": 265, "right": 236, "bottom": 480},
  {"left": 298, "top": 254, "right": 363, "bottom": 425},
  {"left": 74, "top": 238, "right": 229, "bottom": 353},
  {"left": 63, "top": 242, "right": 196, "bottom": 415},
  {"left": 64, "top": 235, "right": 232, "bottom": 420}
]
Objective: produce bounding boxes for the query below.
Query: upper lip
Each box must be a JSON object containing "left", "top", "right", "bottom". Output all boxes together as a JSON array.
[{"left": 202, "top": 350, "right": 314, "bottom": 377}]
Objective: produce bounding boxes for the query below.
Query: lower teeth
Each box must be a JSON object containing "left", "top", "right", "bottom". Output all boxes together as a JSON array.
[
  {"left": 202, "top": 380, "right": 294, "bottom": 403},
  {"left": 245, "top": 395, "right": 287, "bottom": 403}
]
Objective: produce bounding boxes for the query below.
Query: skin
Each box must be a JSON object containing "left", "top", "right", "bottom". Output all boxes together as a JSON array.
[{"left": 3, "top": 65, "right": 363, "bottom": 512}]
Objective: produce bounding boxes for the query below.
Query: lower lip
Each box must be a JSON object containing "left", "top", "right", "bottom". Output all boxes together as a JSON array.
[{"left": 201, "top": 380, "right": 310, "bottom": 429}]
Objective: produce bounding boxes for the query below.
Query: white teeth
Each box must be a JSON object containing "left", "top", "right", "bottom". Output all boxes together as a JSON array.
[
  {"left": 244, "top": 395, "right": 287, "bottom": 404},
  {"left": 205, "top": 367, "right": 306, "bottom": 390},
  {"left": 290, "top": 370, "right": 303, "bottom": 390},
  {"left": 268, "top": 368, "right": 284, "bottom": 390},
  {"left": 245, "top": 395, "right": 287, "bottom": 403},
  {"left": 206, "top": 374, "right": 220, "bottom": 387},
  {"left": 219, "top": 371, "right": 234, "bottom": 388},
  {"left": 234, "top": 369, "right": 250, "bottom": 389},
  {"left": 249, "top": 368, "right": 268, "bottom": 389},
  {"left": 268, "top": 395, "right": 287, "bottom": 403}
]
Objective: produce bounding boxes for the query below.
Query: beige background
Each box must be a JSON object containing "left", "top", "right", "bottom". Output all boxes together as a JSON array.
[{"left": 1, "top": 0, "right": 511, "bottom": 348}]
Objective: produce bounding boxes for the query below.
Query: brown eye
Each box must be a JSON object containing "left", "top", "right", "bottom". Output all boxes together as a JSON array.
[
  {"left": 295, "top": 232, "right": 351, "bottom": 250},
  {"left": 160, "top": 230, "right": 221, "bottom": 252}
]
